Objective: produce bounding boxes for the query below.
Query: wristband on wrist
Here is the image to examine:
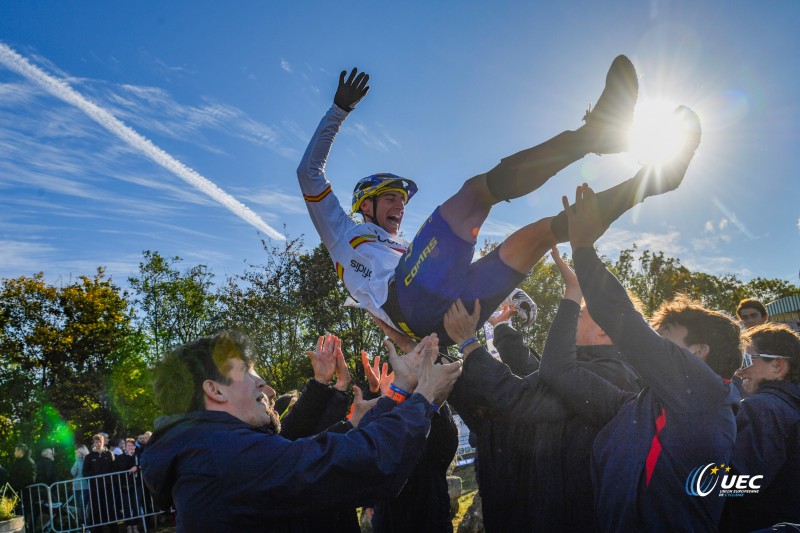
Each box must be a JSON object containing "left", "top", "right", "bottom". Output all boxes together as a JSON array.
[
  {"left": 459, "top": 337, "right": 479, "bottom": 353},
  {"left": 385, "top": 389, "right": 408, "bottom": 403},
  {"left": 431, "top": 401, "right": 441, "bottom": 413},
  {"left": 389, "top": 383, "right": 412, "bottom": 397}
]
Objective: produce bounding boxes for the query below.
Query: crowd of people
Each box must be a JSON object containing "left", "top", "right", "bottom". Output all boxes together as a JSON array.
[
  {"left": 2, "top": 432, "right": 152, "bottom": 533},
  {"left": 5, "top": 55, "right": 798, "bottom": 533},
  {"left": 132, "top": 55, "right": 799, "bottom": 533}
]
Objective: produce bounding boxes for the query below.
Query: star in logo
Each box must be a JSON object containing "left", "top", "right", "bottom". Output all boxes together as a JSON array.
[
  {"left": 710, "top": 466, "right": 720, "bottom": 475},
  {"left": 725, "top": 466, "right": 731, "bottom": 472}
]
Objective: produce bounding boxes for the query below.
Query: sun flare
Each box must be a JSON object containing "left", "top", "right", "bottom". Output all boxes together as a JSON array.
[{"left": 628, "top": 100, "right": 690, "bottom": 165}]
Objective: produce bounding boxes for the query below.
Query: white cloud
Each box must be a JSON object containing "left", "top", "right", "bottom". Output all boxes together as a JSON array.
[
  {"left": 0, "top": 42, "right": 285, "bottom": 240},
  {"left": 719, "top": 218, "right": 729, "bottom": 230},
  {"left": 479, "top": 219, "right": 521, "bottom": 239},
  {"left": 0, "top": 239, "right": 57, "bottom": 272},
  {"left": 597, "top": 227, "right": 686, "bottom": 258},
  {"left": 239, "top": 190, "right": 308, "bottom": 215},
  {"left": 281, "top": 58, "right": 293, "bottom": 73},
  {"left": 704, "top": 220, "right": 714, "bottom": 233},
  {"left": 347, "top": 122, "right": 389, "bottom": 152}
]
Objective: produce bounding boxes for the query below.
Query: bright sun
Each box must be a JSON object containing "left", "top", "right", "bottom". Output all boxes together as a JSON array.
[{"left": 628, "top": 100, "right": 690, "bottom": 165}]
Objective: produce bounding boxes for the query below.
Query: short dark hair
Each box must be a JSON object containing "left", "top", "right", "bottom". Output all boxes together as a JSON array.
[
  {"left": 736, "top": 298, "right": 767, "bottom": 320},
  {"left": 744, "top": 322, "right": 800, "bottom": 385},
  {"left": 153, "top": 331, "right": 255, "bottom": 415},
  {"left": 651, "top": 294, "right": 743, "bottom": 378},
  {"left": 274, "top": 390, "right": 300, "bottom": 418}
]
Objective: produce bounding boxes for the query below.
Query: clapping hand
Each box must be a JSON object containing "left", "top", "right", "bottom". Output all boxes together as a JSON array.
[{"left": 306, "top": 333, "right": 340, "bottom": 384}]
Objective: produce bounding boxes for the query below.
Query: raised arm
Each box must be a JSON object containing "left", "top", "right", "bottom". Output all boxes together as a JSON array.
[
  {"left": 297, "top": 68, "right": 370, "bottom": 249},
  {"left": 538, "top": 248, "right": 632, "bottom": 423},
  {"left": 444, "top": 299, "right": 537, "bottom": 413},
  {"left": 564, "top": 185, "right": 727, "bottom": 411}
]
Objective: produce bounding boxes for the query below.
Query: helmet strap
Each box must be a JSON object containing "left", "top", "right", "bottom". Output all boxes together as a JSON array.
[{"left": 362, "top": 196, "right": 377, "bottom": 224}]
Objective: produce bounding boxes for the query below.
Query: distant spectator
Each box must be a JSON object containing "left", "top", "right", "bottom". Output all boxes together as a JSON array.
[
  {"left": 9, "top": 444, "right": 36, "bottom": 492},
  {"left": 9, "top": 444, "right": 36, "bottom": 529},
  {"left": 36, "top": 448, "right": 56, "bottom": 485},
  {"left": 112, "top": 438, "right": 126, "bottom": 456},
  {"left": 71, "top": 445, "right": 90, "bottom": 527},
  {"left": 720, "top": 323, "right": 800, "bottom": 532},
  {"left": 736, "top": 298, "right": 769, "bottom": 329},
  {"left": 116, "top": 439, "right": 142, "bottom": 533},
  {"left": 83, "top": 433, "right": 115, "bottom": 526}
]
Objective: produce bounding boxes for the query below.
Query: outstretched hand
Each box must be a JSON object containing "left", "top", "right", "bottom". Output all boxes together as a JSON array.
[
  {"left": 334, "top": 68, "right": 370, "bottom": 112},
  {"left": 563, "top": 184, "right": 607, "bottom": 249},
  {"left": 487, "top": 304, "right": 515, "bottom": 326},
  {"left": 360, "top": 350, "right": 394, "bottom": 395},
  {"left": 333, "top": 344, "right": 352, "bottom": 392},
  {"left": 414, "top": 335, "right": 463, "bottom": 406},
  {"left": 443, "top": 299, "right": 481, "bottom": 347},
  {"left": 550, "top": 248, "right": 581, "bottom": 303},
  {"left": 348, "top": 385, "right": 379, "bottom": 428},
  {"left": 384, "top": 336, "right": 428, "bottom": 392},
  {"left": 306, "top": 333, "right": 340, "bottom": 384}
]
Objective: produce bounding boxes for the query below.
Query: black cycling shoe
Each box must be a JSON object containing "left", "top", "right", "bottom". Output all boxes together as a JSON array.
[{"left": 579, "top": 54, "right": 639, "bottom": 154}]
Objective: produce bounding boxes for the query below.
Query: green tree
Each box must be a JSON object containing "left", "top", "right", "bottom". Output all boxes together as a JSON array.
[
  {"left": 128, "top": 250, "right": 219, "bottom": 361},
  {"left": 0, "top": 270, "right": 152, "bottom": 465}
]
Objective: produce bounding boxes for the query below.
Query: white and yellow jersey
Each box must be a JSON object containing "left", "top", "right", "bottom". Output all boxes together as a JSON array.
[{"left": 297, "top": 104, "right": 405, "bottom": 329}]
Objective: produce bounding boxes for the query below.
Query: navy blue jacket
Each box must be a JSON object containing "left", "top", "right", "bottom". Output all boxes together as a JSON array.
[
  {"left": 142, "top": 393, "right": 434, "bottom": 532},
  {"left": 540, "top": 247, "right": 739, "bottom": 532},
  {"left": 721, "top": 380, "right": 800, "bottom": 532},
  {"left": 449, "top": 329, "right": 640, "bottom": 532}
]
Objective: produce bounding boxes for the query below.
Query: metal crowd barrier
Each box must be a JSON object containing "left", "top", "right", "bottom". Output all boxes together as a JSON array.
[{"left": 21, "top": 469, "right": 164, "bottom": 533}]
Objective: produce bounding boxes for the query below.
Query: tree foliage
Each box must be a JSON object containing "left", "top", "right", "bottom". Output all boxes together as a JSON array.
[
  {"left": 128, "top": 250, "right": 218, "bottom": 362},
  {"left": 0, "top": 270, "right": 152, "bottom": 468},
  {"left": 217, "top": 238, "right": 383, "bottom": 394}
]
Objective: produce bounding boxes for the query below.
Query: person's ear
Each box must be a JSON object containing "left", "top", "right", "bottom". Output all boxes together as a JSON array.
[
  {"left": 691, "top": 344, "right": 710, "bottom": 360},
  {"left": 203, "top": 379, "right": 227, "bottom": 404},
  {"left": 773, "top": 358, "right": 790, "bottom": 379}
]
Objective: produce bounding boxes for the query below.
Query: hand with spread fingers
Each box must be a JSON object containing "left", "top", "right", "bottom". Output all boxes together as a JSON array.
[
  {"left": 443, "top": 299, "right": 482, "bottom": 357},
  {"left": 384, "top": 336, "right": 430, "bottom": 393},
  {"left": 563, "top": 184, "right": 607, "bottom": 249},
  {"left": 360, "top": 350, "right": 394, "bottom": 395},
  {"left": 334, "top": 67, "right": 370, "bottom": 112},
  {"left": 550, "top": 247, "right": 582, "bottom": 304},
  {"left": 306, "top": 333, "right": 340, "bottom": 384}
]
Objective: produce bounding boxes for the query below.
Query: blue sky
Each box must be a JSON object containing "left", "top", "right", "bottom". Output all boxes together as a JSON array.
[{"left": 1, "top": 1, "right": 799, "bottom": 290}]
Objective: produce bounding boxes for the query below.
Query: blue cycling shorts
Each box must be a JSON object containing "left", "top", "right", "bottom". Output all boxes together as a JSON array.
[{"left": 393, "top": 206, "right": 525, "bottom": 345}]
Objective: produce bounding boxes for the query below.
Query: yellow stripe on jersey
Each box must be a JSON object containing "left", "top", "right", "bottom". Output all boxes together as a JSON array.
[
  {"left": 303, "top": 185, "right": 332, "bottom": 203},
  {"left": 349, "top": 235, "right": 376, "bottom": 249}
]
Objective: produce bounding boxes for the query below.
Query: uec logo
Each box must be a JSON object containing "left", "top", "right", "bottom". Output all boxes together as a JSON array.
[{"left": 685, "top": 463, "right": 763, "bottom": 497}]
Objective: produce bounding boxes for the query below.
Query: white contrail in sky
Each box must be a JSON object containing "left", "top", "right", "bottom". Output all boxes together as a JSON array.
[{"left": 0, "top": 42, "right": 285, "bottom": 241}]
